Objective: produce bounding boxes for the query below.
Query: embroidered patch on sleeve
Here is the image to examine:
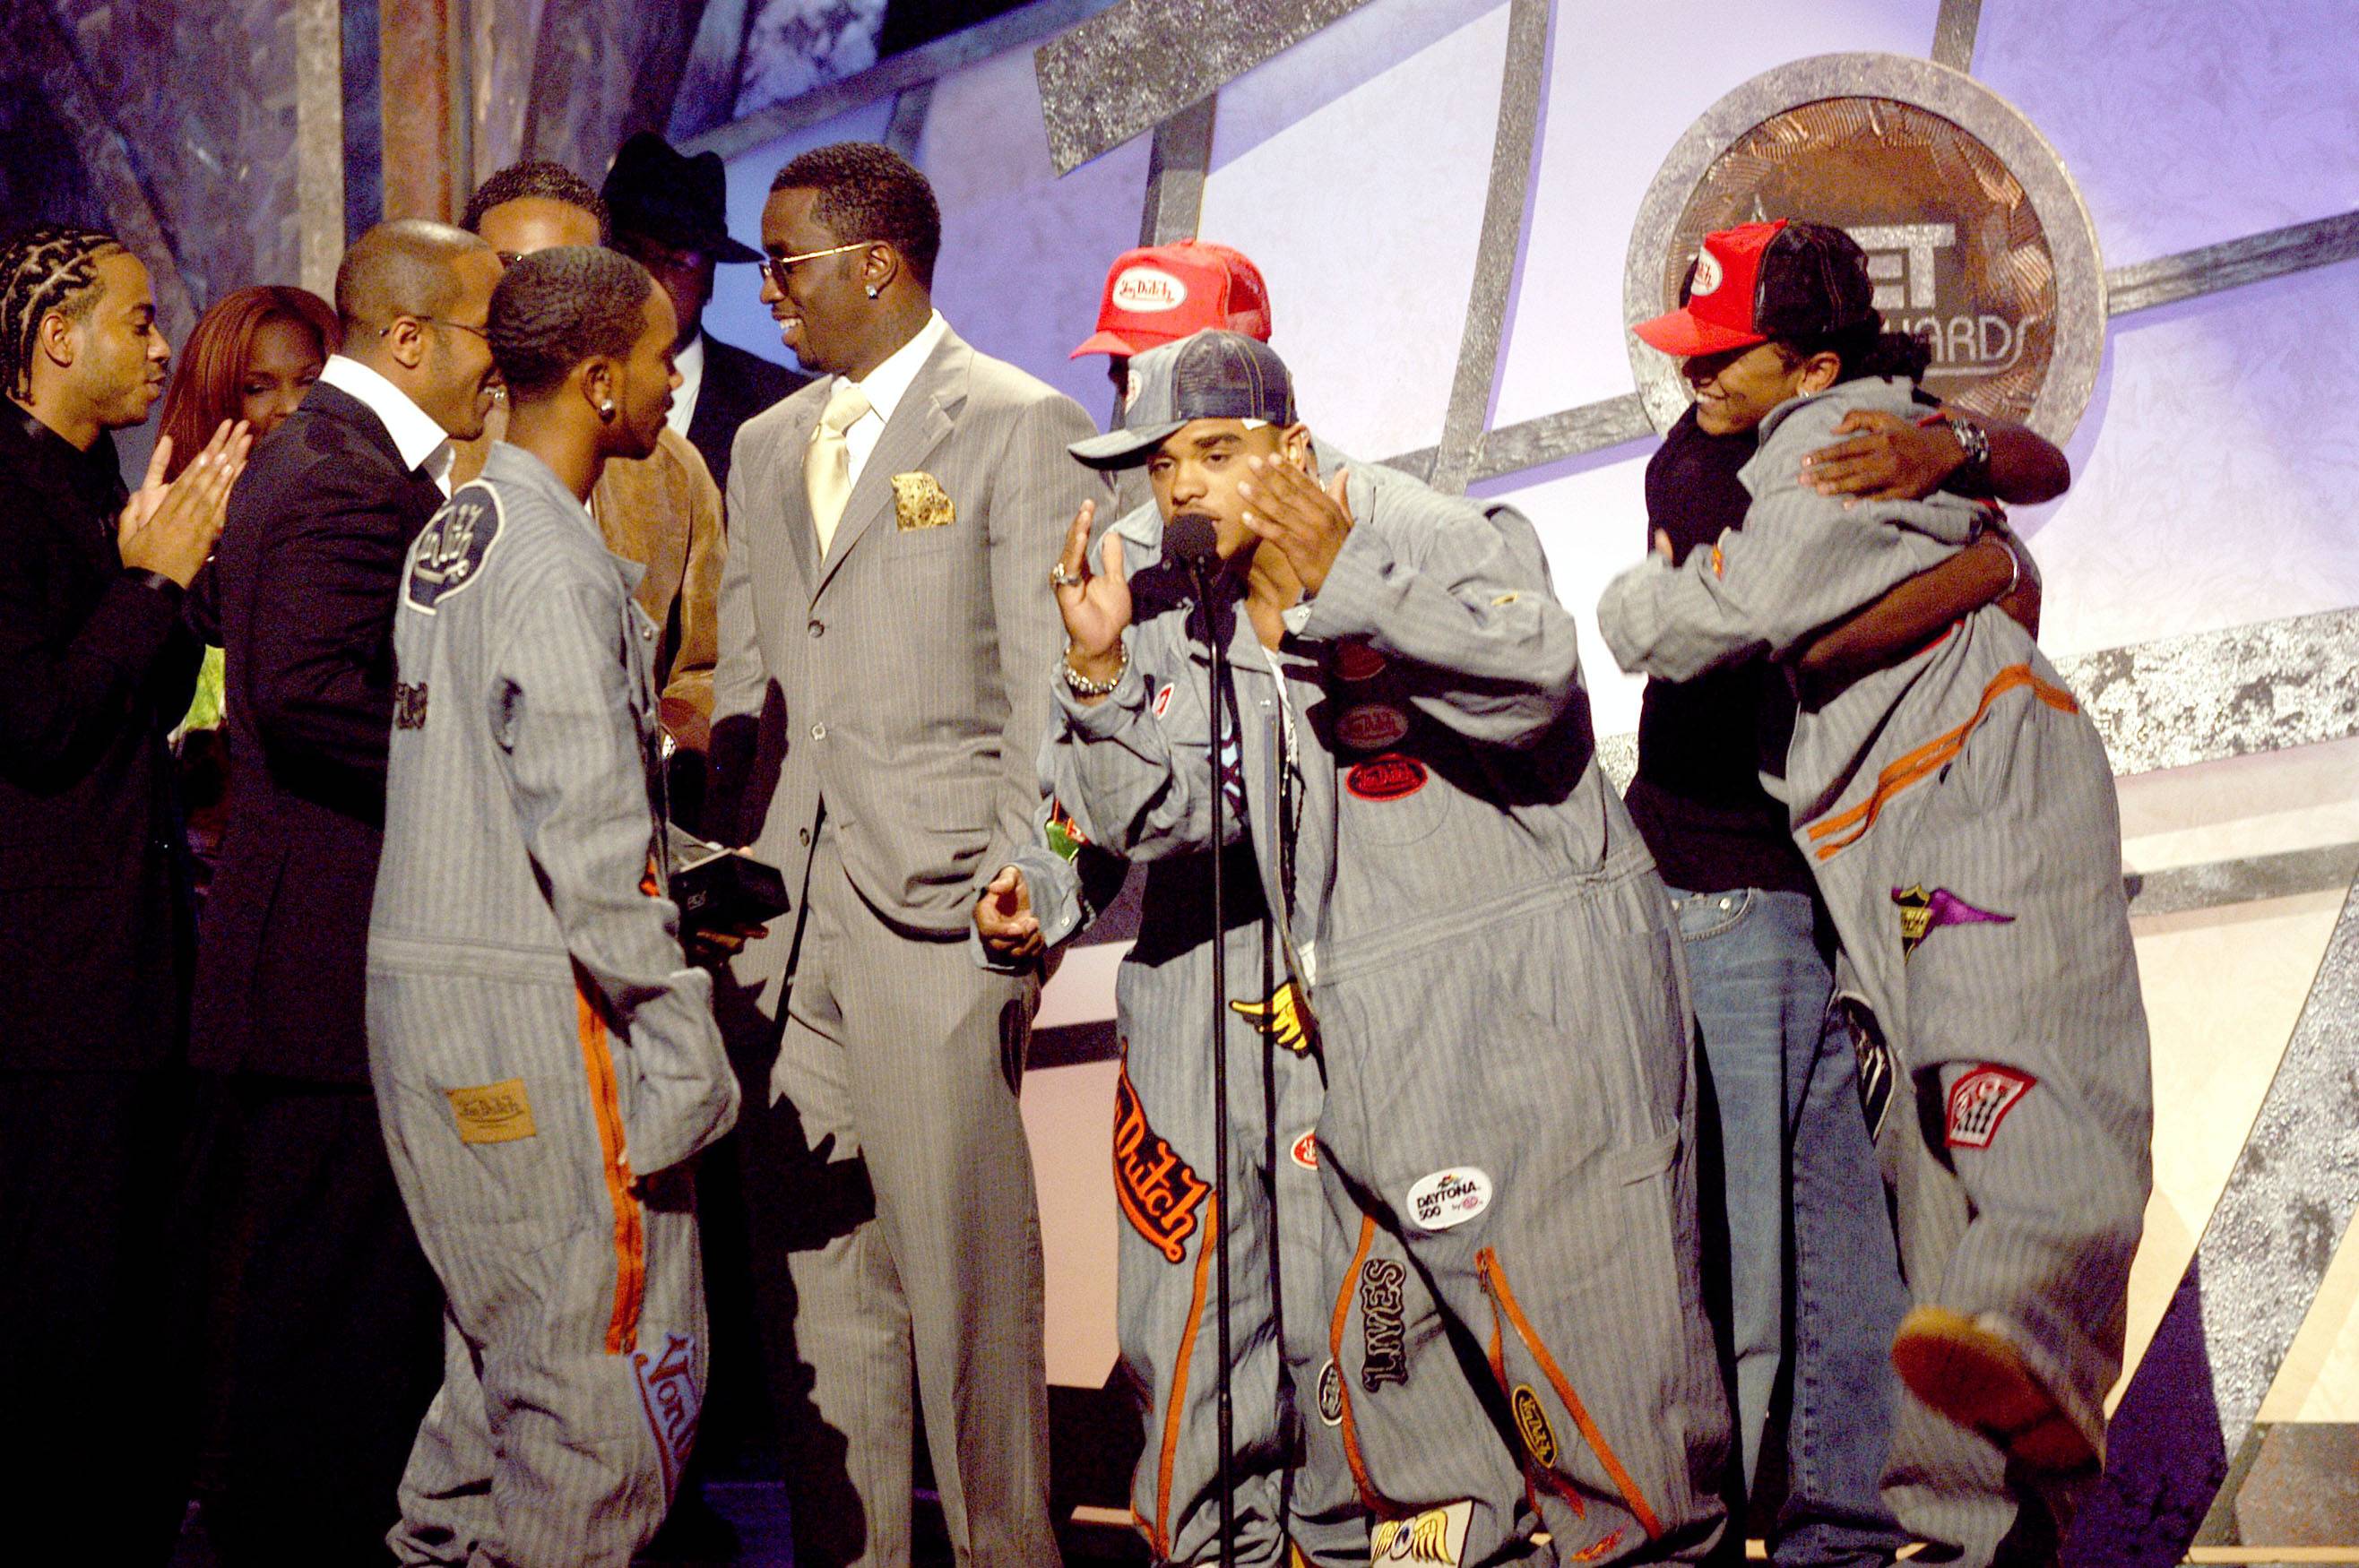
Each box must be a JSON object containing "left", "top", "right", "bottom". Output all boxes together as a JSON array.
[
  {"left": 1945, "top": 1064, "right": 2036, "bottom": 1150},
  {"left": 891, "top": 470, "right": 955, "bottom": 530},
  {"left": 393, "top": 680, "right": 429, "bottom": 729},
  {"left": 1112, "top": 1061, "right": 1209, "bottom": 1263},
  {"left": 1893, "top": 884, "right": 2016, "bottom": 959},
  {"left": 447, "top": 1079, "right": 536, "bottom": 1144},
  {"left": 629, "top": 1331, "right": 700, "bottom": 1503},
  {"left": 405, "top": 485, "right": 503, "bottom": 614}
]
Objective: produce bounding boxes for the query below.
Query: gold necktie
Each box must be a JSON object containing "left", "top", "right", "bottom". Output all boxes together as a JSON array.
[{"left": 807, "top": 379, "right": 873, "bottom": 557}]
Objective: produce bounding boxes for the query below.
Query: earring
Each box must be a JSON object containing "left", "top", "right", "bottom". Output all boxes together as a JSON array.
[
  {"left": 865, "top": 285, "right": 879, "bottom": 299},
  {"left": 599, "top": 401, "right": 617, "bottom": 419}
]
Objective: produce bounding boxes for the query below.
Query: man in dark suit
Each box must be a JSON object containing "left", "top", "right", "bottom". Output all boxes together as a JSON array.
[
  {"left": 605, "top": 131, "right": 808, "bottom": 495},
  {"left": 187, "top": 218, "right": 502, "bottom": 1564},
  {"left": 0, "top": 222, "right": 245, "bottom": 1564}
]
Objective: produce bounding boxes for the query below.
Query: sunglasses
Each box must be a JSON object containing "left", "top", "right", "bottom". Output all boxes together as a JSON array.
[{"left": 760, "top": 240, "right": 875, "bottom": 294}]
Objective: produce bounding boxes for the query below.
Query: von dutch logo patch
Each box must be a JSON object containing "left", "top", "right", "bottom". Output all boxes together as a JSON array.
[
  {"left": 1511, "top": 1384, "right": 1559, "bottom": 1468},
  {"left": 1112, "top": 1060, "right": 1210, "bottom": 1263},
  {"left": 1111, "top": 264, "right": 1188, "bottom": 312},
  {"left": 1346, "top": 753, "right": 1427, "bottom": 803},
  {"left": 1945, "top": 1064, "right": 2035, "bottom": 1150},
  {"left": 405, "top": 485, "right": 503, "bottom": 614},
  {"left": 629, "top": 1331, "right": 700, "bottom": 1503},
  {"left": 447, "top": 1079, "right": 536, "bottom": 1144},
  {"left": 1335, "top": 702, "right": 1411, "bottom": 753}
]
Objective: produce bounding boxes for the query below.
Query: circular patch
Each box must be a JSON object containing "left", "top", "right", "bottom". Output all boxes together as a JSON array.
[
  {"left": 1317, "top": 1360, "right": 1343, "bottom": 1426},
  {"left": 1404, "top": 1167, "right": 1491, "bottom": 1230},
  {"left": 1335, "top": 702, "right": 1410, "bottom": 753},
  {"left": 1334, "top": 642, "right": 1387, "bottom": 683},
  {"left": 1511, "top": 1384, "right": 1559, "bottom": 1467},
  {"left": 1346, "top": 753, "right": 1427, "bottom": 803},
  {"left": 1111, "top": 265, "right": 1188, "bottom": 313},
  {"left": 1689, "top": 247, "right": 1724, "bottom": 297},
  {"left": 1290, "top": 1130, "right": 1319, "bottom": 1170}
]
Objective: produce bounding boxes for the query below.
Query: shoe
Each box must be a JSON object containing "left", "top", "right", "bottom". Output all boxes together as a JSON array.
[{"left": 1890, "top": 1305, "right": 2095, "bottom": 1472}]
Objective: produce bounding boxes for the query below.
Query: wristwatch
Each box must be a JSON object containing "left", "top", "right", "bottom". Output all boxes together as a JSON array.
[{"left": 1945, "top": 414, "right": 1992, "bottom": 482}]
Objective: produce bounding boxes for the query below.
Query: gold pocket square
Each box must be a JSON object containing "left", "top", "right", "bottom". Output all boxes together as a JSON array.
[{"left": 892, "top": 471, "right": 956, "bottom": 531}]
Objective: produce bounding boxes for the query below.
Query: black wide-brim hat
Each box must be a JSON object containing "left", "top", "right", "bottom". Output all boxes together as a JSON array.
[{"left": 602, "top": 131, "right": 763, "bottom": 264}]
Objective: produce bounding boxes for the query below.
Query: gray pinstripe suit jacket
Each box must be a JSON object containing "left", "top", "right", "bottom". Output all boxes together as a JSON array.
[{"left": 711, "top": 322, "right": 1110, "bottom": 957}]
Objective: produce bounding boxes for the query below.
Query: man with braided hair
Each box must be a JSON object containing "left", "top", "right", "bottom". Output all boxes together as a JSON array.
[
  {"left": 373, "top": 244, "right": 738, "bottom": 1567},
  {"left": 0, "top": 221, "right": 247, "bottom": 1561}
]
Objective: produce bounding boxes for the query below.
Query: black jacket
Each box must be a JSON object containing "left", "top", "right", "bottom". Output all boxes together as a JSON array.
[
  {"left": 686, "top": 332, "right": 807, "bottom": 498},
  {"left": 0, "top": 405, "right": 200, "bottom": 1072},
  {"left": 188, "top": 382, "right": 447, "bottom": 1083}
]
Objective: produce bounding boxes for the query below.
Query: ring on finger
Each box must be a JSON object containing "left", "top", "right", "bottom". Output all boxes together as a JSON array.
[{"left": 1049, "top": 563, "right": 1083, "bottom": 589}]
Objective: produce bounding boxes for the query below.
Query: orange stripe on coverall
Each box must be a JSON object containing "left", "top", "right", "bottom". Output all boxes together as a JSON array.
[
  {"left": 1804, "top": 664, "right": 2078, "bottom": 861},
  {"left": 575, "top": 979, "right": 646, "bottom": 1357},
  {"left": 1476, "top": 1248, "right": 1662, "bottom": 1538}
]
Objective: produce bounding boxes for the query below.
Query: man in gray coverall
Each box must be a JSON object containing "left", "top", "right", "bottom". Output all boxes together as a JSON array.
[
  {"left": 1044, "top": 330, "right": 1731, "bottom": 1566},
  {"left": 369, "top": 246, "right": 740, "bottom": 1566},
  {"left": 1597, "top": 226, "right": 2152, "bottom": 1562}
]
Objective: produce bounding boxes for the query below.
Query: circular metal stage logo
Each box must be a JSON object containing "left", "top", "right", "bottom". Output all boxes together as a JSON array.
[{"left": 1625, "top": 54, "right": 2106, "bottom": 443}]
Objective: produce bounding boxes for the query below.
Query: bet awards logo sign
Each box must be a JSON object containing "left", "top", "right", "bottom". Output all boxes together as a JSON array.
[{"left": 1625, "top": 54, "right": 2106, "bottom": 442}]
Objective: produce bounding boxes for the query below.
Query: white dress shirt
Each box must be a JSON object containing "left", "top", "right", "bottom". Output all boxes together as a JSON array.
[
  {"left": 664, "top": 333, "right": 706, "bottom": 439},
  {"left": 834, "top": 310, "right": 949, "bottom": 490},
  {"left": 315, "top": 354, "right": 456, "bottom": 496}
]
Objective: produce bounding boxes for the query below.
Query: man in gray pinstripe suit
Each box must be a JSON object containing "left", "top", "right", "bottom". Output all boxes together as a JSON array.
[{"left": 707, "top": 142, "right": 1107, "bottom": 1566}]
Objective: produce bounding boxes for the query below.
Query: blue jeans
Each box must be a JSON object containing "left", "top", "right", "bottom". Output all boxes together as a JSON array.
[{"left": 1672, "top": 885, "right": 1908, "bottom": 1567}]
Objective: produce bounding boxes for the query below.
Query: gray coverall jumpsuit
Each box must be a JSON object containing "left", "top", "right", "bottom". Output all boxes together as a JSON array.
[
  {"left": 368, "top": 443, "right": 741, "bottom": 1567},
  {"left": 1598, "top": 377, "right": 2153, "bottom": 1562},
  {"left": 1049, "top": 456, "right": 1732, "bottom": 1567}
]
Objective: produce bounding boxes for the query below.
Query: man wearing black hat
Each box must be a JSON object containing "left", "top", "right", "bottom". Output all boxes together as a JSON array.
[{"left": 605, "top": 131, "right": 808, "bottom": 495}]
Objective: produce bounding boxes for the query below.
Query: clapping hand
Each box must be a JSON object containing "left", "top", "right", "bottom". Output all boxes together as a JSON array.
[
  {"left": 1237, "top": 455, "right": 1352, "bottom": 594},
  {"left": 1052, "top": 499, "right": 1130, "bottom": 700},
  {"left": 119, "top": 418, "right": 252, "bottom": 586}
]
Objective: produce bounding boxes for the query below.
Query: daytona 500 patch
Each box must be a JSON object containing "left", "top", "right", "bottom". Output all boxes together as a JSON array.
[{"left": 1346, "top": 753, "right": 1426, "bottom": 802}]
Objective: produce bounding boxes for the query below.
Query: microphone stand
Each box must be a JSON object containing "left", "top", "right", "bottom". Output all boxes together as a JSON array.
[{"left": 1180, "top": 544, "right": 1237, "bottom": 1564}]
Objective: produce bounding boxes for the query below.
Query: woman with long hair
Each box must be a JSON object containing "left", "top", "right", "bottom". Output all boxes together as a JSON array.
[
  {"left": 157, "top": 285, "right": 338, "bottom": 475},
  {"left": 160, "top": 286, "right": 339, "bottom": 871}
]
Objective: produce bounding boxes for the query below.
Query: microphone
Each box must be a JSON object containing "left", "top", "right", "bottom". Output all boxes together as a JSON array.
[{"left": 1163, "top": 513, "right": 1218, "bottom": 570}]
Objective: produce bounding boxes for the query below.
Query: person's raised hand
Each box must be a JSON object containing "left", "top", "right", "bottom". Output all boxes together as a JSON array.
[
  {"left": 1238, "top": 456, "right": 1352, "bottom": 594},
  {"left": 1801, "top": 409, "right": 1965, "bottom": 505},
  {"left": 119, "top": 418, "right": 252, "bottom": 586},
  {"left": 974, "top": 865, "right": 1044, "bottom": 961},
  {"left": 1053, "top": 499, "right": 1130, "bottom": 697}
]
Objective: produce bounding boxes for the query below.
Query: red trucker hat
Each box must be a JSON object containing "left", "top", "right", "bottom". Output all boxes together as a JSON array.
[
  {"left": 1071, "top": 240, "right": 1274, "bottom": 358},
  {"left": 1631, "top": 220, "right": 1789, "bottom": 357}
]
